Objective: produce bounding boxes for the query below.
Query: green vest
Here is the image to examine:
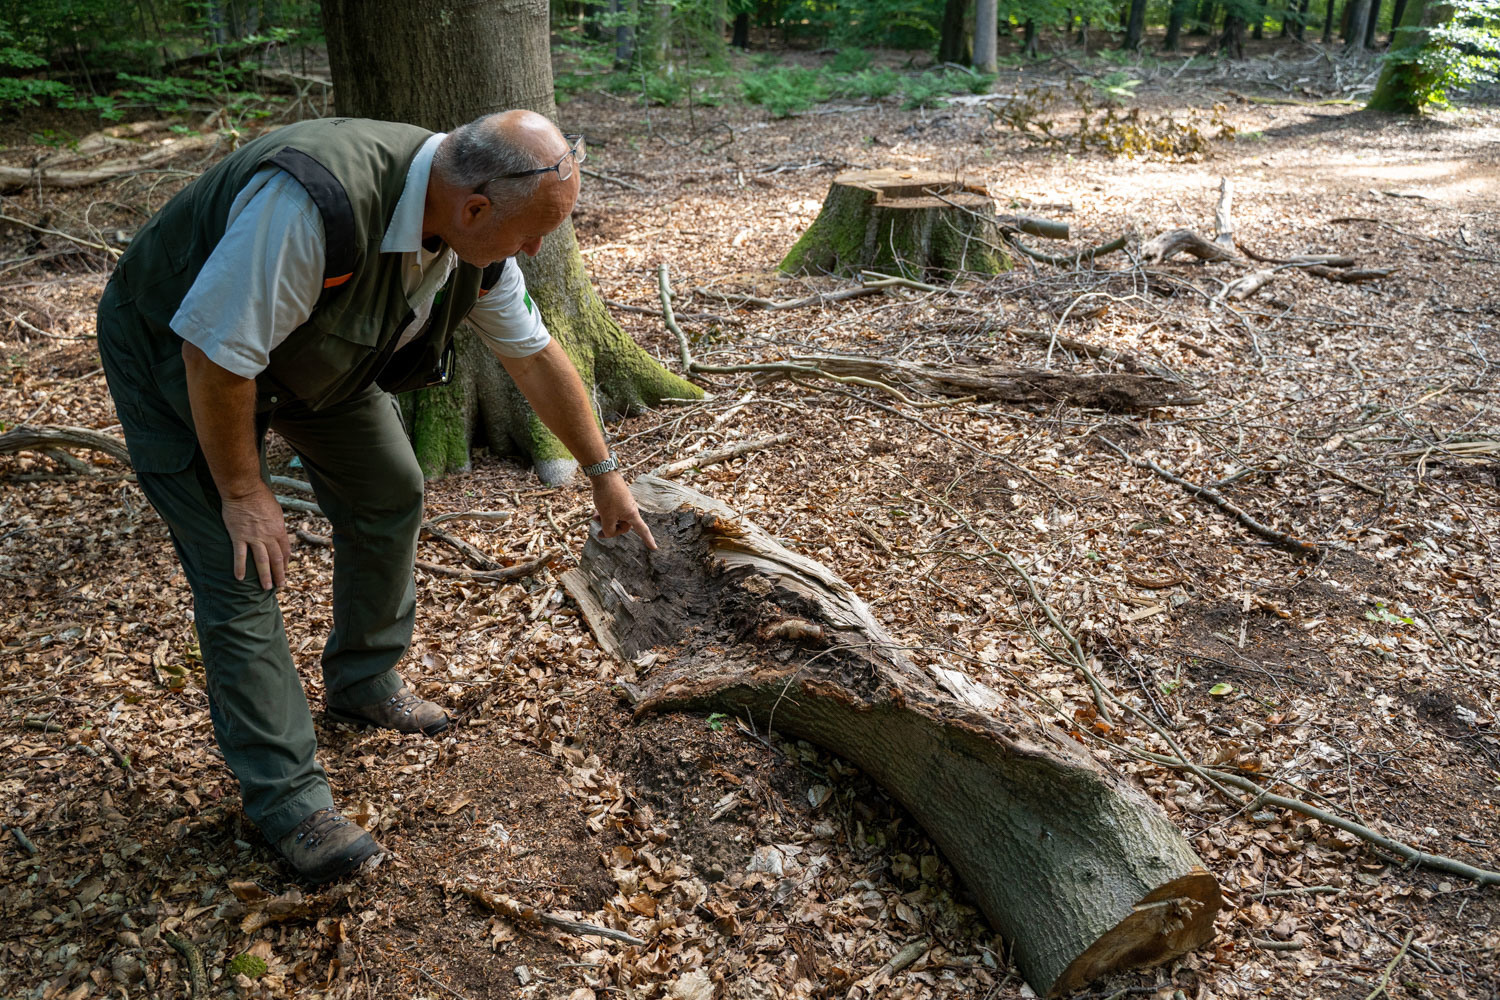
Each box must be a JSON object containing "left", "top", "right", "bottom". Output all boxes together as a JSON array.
[{"left": 114, "top": 117, "right": 499, "bottom": 412}]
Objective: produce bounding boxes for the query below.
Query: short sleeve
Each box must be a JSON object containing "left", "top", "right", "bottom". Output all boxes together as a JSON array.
[
  {"left": 170, "top": 168, "right": 326, "bottom": 378},
  {"left": 464, "top": 259, "right": 552, "bottom": 359}
]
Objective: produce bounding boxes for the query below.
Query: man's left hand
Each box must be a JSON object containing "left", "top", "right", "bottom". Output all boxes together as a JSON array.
[{"left": 591, "top": 472, "right": 657, "bottom": 549}]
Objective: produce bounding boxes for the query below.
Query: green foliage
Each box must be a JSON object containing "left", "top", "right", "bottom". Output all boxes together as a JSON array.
[
  {"left": 1372, "top": 0, "right": 1499, "bottom": 111},
  {"left": 742, "top": 65, "right": 831, "bottom": 115},
  {"left": 827, "top": 48, "right": 873, "bottom": 74},
  {"left": 0, "top": 0, "right": 321, "bottom": 119},
  {"left": 899, "top": 67, "right": 993, "bottom": 108},
  {"left": 1089, "top": 70, "right": 1141, "bottom": 104}
]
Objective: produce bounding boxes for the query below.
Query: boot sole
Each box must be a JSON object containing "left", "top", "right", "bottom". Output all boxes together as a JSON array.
[{"left": 325, "top": 705, "right": 451, "bottom": 737}]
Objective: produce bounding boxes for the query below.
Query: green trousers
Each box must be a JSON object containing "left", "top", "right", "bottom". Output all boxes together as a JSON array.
[{"left": 97, "top": 279, "right": 423, "bottom": 842}]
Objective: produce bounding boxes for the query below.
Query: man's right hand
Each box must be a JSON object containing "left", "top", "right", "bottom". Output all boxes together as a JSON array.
[
  {"left": 221, "top": 484, "right": 291, "bottom": 590},
  {"left": 181, "top": 340, "right": 288, "bottom": 589}
]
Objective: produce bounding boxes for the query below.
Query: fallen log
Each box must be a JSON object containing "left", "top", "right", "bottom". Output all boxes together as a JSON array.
[
  {"left": 560, "top": 477, "right": 1222, "bottom": 997},
  {"left": 1139, "top": 228, "right": 1238, "bottom": 265},
  {"left": 0, "top": 133, "right": 218, "bottom": 192},
  {"left": 0, "top": 425, "right": 131, "bottom": 465}
]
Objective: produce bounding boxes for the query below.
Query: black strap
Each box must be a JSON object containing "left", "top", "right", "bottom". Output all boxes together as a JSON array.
[
  {"left": 267, "top": 147, "right": 357, "bottom": 296},
  {"left": 478, "top": 257, "right": 509, "bottom": 296}
]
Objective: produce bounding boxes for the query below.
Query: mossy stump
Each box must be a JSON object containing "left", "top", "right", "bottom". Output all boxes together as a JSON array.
[{"left": 780, "top": 169, "right": 1010, "bottom": 279}]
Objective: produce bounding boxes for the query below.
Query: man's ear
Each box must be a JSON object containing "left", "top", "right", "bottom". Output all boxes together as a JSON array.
[{"left": 461, "top": 193, "right": 490, "bottom": 227}]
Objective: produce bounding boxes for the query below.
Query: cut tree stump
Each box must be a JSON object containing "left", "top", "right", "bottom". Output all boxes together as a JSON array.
[
  {"left": 780, "top": 169, "right": 1011, "bottom": 279},
  {"left": 560, "top": 477, "right": 1222, "bottom": 997}
]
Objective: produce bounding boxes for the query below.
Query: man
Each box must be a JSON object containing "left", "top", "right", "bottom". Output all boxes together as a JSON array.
[{"left": 97, "top": 110, "right": 654, "bottom": 883}]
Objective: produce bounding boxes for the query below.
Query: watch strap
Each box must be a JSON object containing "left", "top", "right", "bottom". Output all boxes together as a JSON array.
[{"left": 582, "top": 454, "right": 620, "bottom": 478}]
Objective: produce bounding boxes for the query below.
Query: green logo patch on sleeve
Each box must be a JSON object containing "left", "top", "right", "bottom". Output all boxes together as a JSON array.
[{"left": 523, "top": 291, "right": 535, "bottom": 314}]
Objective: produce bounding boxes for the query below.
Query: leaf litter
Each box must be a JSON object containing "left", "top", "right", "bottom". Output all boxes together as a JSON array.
[{"left": 2, "top": 47, "right": 1499, "bottom": 1000}]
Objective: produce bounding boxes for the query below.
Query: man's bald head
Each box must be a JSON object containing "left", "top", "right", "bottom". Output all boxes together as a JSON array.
[
  {"left": 432, "top": 110, "right": 573, "bottom": 221},
  {"left": 424, "top": 110, "right": 581, "bottom": 266}
]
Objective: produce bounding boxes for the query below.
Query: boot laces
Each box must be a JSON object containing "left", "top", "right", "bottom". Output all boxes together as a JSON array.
[{"left": 295, "top": 807, "right": 349, "bottom": 848}]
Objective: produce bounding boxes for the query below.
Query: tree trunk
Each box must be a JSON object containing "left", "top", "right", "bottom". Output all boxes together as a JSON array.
[
  {"left": 1023, "top": 17, "right": 1039, "bottom": 55},
  {"left": 939, "top": 0, "right": 974, "bottom": 64},
  {"left": 1295, "top": 0, "right": 1312, "bottom": 38},
  {"left": 1165, "top": 0, "right": 1191, "bottom": 47},
  {"left": 731, "top": 10, "right": 750, "bottom": 47},
  {"left": 1219, "top": 12, "right": 1247, "bottom": 55},
  {"left": 1077, "top": 16, "right": 1091, "bottom": 46},
  {"left": 974, "top": 0, "right": 998, "bottom": 72},
  {"left": 1322, "top": 0, "right": 1339, "bottom": 40},
  {"left": 1364, "top": 0, "right": 1383, "bottom": 45},
  {"left": 614, "top": 0, "right": 636, "bottom": 67},
  {"left": 779, "top": 170, "right": 1011, "bottom": 280},
  {"left": 1344, "top": 0, "right": 1372, "bottom": 44},
  {"left": 1253, "top": 0, "right": 1267, "bottom": 37},
  {"left": 1368, "top": 0, "right": 1453, "bottom": 111},
  {"left": 320, "top": 0, "right": 700, "bottom": 483},
  {"left": 560, "top": 478, "right": 1223, "bottom": 998},
  {"left": 1387, "top": 0, "right": 1408, "bottom": 41},
  {"left": 1123, "top": 0, "right": 1149, "bottom": 48}
]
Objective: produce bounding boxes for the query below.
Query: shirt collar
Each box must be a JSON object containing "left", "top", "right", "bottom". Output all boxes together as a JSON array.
[{"left": 380, "top": 132, "right": 447, "bottom": 255}]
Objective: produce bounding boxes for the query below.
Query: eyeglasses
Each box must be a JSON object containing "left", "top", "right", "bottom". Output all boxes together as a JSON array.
[{"left": 494, "top": 133, "right": 586, "bottom": 182}]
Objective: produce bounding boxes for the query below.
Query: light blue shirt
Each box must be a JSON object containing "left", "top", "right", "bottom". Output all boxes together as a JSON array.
[{"left": 171, "top": 133, "right": 551, "bottom": 380}]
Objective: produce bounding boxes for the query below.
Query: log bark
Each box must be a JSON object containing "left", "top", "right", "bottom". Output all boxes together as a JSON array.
[
  {"left": 561, "top": 477, "right": 1222, "bottom": 997},
  {"left": 780, "top": 169, "right": 1011, "bottom": 280}
]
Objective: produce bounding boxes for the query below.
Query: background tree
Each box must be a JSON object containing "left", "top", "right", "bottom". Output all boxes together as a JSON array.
[
  {"left": 1123, "top": 0, "right": 1149, "bottom": 48},
  {"left": 974, "top": 0, "right": 998, "bottom": 71},
  {"left": 1368, "top": 0, "right": 1498, "bottom": 111},
  {"left": 320, "top": 0, "right": 700, "bottom": 482}
]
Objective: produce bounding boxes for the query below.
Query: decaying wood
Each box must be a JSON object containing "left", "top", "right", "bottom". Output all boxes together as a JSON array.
[
  {"left": 163, "top": 931, "right": 208, "bottom": 999},
  {"left": 651, "top": 433, "right": 793, "bottom": 479},
  {"left": 1213, "top": 177, "right": 1236, "bottom": 251},
  {"left": 997, "top": 214, "right": 1070, "bottom": 240},
  {"left": 779, "top": 168, "right": 1010, "bottom": 278},
  {"left": 1222, "top": 269, "right": 1275, "bottom": 301},
  {"left": 450, "top": 882, "right": 646, "bottom": 946},
  {"left": 560, "top": 476, "right": 1222, "bottom": 996},
  {"left": 1140, "top": 228, "right": 1239, "bottom": 264}
]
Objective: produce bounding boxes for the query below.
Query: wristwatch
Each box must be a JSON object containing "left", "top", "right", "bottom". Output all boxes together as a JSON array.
[{"left": 582, "top": 453, "right": 620, "bottom": 478}]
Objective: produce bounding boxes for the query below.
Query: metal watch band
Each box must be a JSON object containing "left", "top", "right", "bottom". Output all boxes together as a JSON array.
[{"left": 582, "top": 454, "right": 620, "bottom": 478}]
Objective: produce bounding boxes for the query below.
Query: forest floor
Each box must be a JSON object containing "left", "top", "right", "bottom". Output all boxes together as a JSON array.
[{"left": 2, "top": 39, "right": 1499, "bottom": 1000}]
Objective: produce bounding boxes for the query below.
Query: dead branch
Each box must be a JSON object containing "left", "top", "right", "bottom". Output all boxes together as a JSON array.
[
  {"left": 163, "top": 931, "right": 208, "bottom": 999},
  {"left": 580, "top": 167, "right": 645, "bottom": 192},
  {"left": 0, "top": 425, "right": 131, "bottom": 465},
  {"left": 0, "top": 213, "right": 119, "bottom": 258},
  {"left": 425, "top": 510, "right": 514, "bottom": 527},
  {"left": 997, "top": 214, "right": 1070, "bottom": 240},
  {"left": 450, "top": 882, "right": 646, "bottom": 946},
  {"left": 0, "top": 133, "right": 217, "bottom": 192},
  {"left": 604, "top": 299, "right": 728, "bottom": 324},
  {"left": 1301, "top": 265, "right": 1394, "bottom": 283},
  {"left": 1213, "top": 177, "right": 1236, "bottom": 251},
  {"left": 1140, "top": 228, "right": 1239, "bottom": 265},
  {"left": 294, "top": 529, "right": 558, "bottom": 583},
  {"left": 650, "top": 433, "right": 793, "bottom": 479},
  {"left": 1221, "top": 269, "right": 1275, "bottom": 301},
  {"left": 691, "top": 284, "right": 883, "bottom": 311},
  {"left": 1008, "top": 233, "right": 1130, "bottom": 267},
  {"left": 1097, "top": 437, "right": 1321, "bottom": 557}
]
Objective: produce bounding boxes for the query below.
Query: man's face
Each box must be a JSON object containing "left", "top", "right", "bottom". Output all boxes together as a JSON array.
[{"left": 449, "top": 170, "right": 580, "bottom": 267}]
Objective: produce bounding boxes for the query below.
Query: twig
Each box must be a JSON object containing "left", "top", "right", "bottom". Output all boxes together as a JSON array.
[
  {"left": 0, "top": 212, "right": 120, "bottom": 257},
  {"left": 164, "top": 931, "right": 208, "bottom": 999},
  {"left": 422, "top": 523, "right": 503, "bottom": 572},
  {"left": 425, "top": 510, "right": 514, "bottom": 527},
  {"left": 860, "top": 270, "right": 970, "bottom": 295},
  {"left": 651, "top": 433, "right": 792, "bottom": 479},
  {"left": 451, "top": 882, "right": 646, "bottom": 946},
  {"left": 581, "top": 167, "right": 645, "bottom": 192},
  {"left": 691, "top": 284, "right": 882, "bottom": 311},
  {"left": 415, "top": 967, "right": 474, "bottom": 1000},
  {"left": 1249, "top": 938, "right": 1303, "bottom": 951},
  {"left": 295, "top": 529, "right": 558, "bottom": 584},
  {"left": 1096, "top": 437, "right": 1321, "bottom": 557},
  {"left": 1007, "top": 233, "right": 1130, "bottom": 267},
  {"left": 1364, "top": 930, "right": 1414, "bottom": 1000},
  {"left": 658, "top": 262, "right": 694, "bottom": 371},
  {"left": 604, "top": 299, "right": 728, "bottom": 324},
  {"left": 9, "top": 827, "right": 37, "bottom": 855}
]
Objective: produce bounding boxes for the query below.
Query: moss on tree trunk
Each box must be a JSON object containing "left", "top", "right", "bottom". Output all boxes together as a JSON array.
[
  {"left": 780, "top": 169, "right": 1010, "bottom": 280},
  {"left": 322, "top": 0, "right": 702, "bottom": 485}
]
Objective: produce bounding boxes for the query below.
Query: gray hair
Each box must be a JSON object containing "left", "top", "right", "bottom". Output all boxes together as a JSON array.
[{"left": 433, "top": 114, "right": 545, "bottom": 219}]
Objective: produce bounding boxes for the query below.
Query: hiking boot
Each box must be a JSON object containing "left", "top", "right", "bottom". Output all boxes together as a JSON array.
[
  {"left": 327, "top": 685, "right": 451, "bottom": 736},
  {"left": 275, "top": 807, "right": 384, "bottom": 883}
]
